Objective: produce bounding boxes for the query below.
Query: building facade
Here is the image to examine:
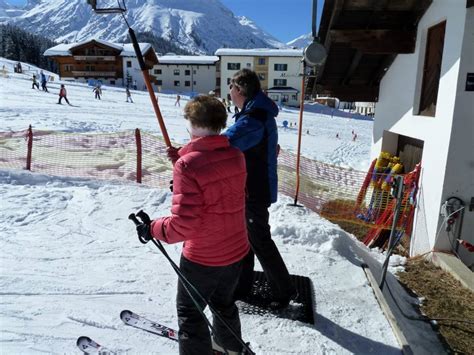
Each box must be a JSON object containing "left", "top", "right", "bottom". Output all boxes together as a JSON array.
[
  {"left": 372, "top": 1, "right": 473, "bottom": 268},
  {"left": 150, "top": 55, "right": 219, "bottom": 95},
  {"left": 44, "top": 39, "right": 158, "bottom": 88},
  {"left": 215, "top": 48, "right": 304, "bottom": 107}
]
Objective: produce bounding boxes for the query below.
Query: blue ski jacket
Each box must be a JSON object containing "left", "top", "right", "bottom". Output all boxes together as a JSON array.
[{"left": 224, "top": 90, "right": 279, "bottom": 205}]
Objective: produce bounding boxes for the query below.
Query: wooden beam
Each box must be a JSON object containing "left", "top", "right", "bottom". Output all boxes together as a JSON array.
[
  {"left": 341, "top": 50, "right": 363, "bottom": 85},
  {"left": 323, "top": 0, "right": 345, "bottom": 48},
  {"left": 369, "top": 54, "right": 396, "bottom": 86},
  {"left": 330, "top": 29, "right": 416, "bottom": 53},
  {"left": 467, "top": 0, "right": 474, "bottom": 8}
]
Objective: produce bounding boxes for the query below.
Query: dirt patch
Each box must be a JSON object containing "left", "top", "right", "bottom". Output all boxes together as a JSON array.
[{"left": 397, "top": 257, "right": 474, "bottom": 354}]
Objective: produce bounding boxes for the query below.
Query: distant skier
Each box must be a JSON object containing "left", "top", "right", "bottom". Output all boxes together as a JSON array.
[
  {"left": 336, "top": 133, "right": 339, "bottom": 139},
  {"left": 126, "top": 87, "right": 133, "bottom": 103},
  {"left": 353, "top": 133, "right": 358, "bottom": 141},
  {"left": 175, "top": 94, "right": 181, "bottom": 107},
  {"left": 40, "top": 70, "right": 48, "bottom": 92},
  {"left": 133, "top": 80, "right": 137, "bottom": 90},
  {"left": 31, "top": 75, "right": 39, "bottom": 90},
  {"left": 57, "top": 84, "right": 71, "bottom": 105},
  {"left": 93, "top": 85, "right": 102, "bottom": 100}
]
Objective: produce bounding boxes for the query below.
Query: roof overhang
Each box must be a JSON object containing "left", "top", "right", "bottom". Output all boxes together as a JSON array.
[{"left": 311, "top": 0, "right": 432, "bottom": 101}]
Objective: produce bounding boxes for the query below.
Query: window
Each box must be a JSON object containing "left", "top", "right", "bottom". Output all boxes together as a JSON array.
[
  {"left": 418, "top": 21, "right": 446, "bottom": 117},
  {"left": 126, "top": 61, "right": 132, "bottom": 68},
  {"left": 246, "top": 63, "right": 251, "bottom": 68},
  {"left": 270, "top": 95, "right": 279, "bottom": 101},
  {"left": 227, "top": 78, "right": 231, "bottom": 85},
  {"left": 110, "top": 80, "right": 115, "bottom": 85},
  {"left": 64, "top": 64, "right": 73, "bottom": 72},
  {"left": 274, "top": 79, "right": 287, "bottom": 86},
  {"left": 154, "top": 69, "right": 162, "bottom": 75},
  {"left": 157, "top": 80, "right": 162, "bottom": 86},
  {"left": 258, "top": 58, "right": 266, "bottom": 65},
  {"left": 216, "top": 78, "right": 220, "bottom": 86},
  {"left": 85, "top": 65, "right": 95, "bottom": 72},
  {"left": 227, "top": 63, "right": 240, "bottom": 70},
  {"left": 185, "top": 70, "right": 191, "bottom": 76},
  {"left": 193, "top": 81, "right": 196, "bottom": 85},
  {"left": 174, "top": 81, "right": 180, "bottom": 87},
  {"left": 173, "top": 69, "right": 180, "bottom": 76},
  {"left": 274, "top": 64, "right": 288, "bottom": 71},
  {"left": 193, "top": 69, "right": 197, "bottom": 74},
  {"left": 292, "top": 94, "right": 297, "bottom": 101},
  {"left": 282, "top": 94, "right": 289, "bottom": 103},
  {"left": 185, "top": 81, "right": 191, "bottom": 87},
  {"left": 258, "top": 73, "right": 265, "bottom": 81}
]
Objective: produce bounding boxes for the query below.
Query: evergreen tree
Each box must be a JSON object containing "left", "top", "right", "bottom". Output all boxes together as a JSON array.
[{"left": 0, "top": 24, "right": 58, "bottom": 73}]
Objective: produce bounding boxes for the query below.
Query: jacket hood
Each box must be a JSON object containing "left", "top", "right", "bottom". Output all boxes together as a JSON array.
[
  {"left": 242, "top": 90, "right": 279, "bottom": 117},
  {"left": 179, "top": 135, "right": 230, "bottom": 156}
]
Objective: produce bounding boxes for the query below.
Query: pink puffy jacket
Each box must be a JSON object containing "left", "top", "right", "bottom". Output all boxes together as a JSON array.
[{"left": 151, "top": 135, "right": 249, "bottom": 266}]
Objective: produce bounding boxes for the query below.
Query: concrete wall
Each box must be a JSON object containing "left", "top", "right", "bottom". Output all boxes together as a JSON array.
[
  {"left": 219, "top": 55, "right": 254, "bottom": 99},
  {"left": 151, "top": 63, "right": 217, "bottom": 95},
  {"left": 372, "top": 0, "right": 469, "bottom": 264},
  {"left": 122, "top": 57, "right": 145, "bottom": 90}
]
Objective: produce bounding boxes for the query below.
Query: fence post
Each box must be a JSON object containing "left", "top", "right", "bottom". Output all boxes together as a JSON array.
[
  {"left": 135, "top": 128, "right": 142, "bottom": 184},
  {"left": 26, "top": 125, "right": 33, "bottom": 171}
]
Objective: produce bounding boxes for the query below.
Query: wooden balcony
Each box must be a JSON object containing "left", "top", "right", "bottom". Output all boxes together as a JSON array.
[
  {"left": 71, "top": 71, "right": 117, "bottom": 77},
  {"left": 73, "top": 56, "right": 116, "bottom": 61}
]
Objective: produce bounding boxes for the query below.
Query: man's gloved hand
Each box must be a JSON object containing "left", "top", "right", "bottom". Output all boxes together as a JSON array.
[{"left": 166, "top": 146, "right": 181, "bottom": 165}]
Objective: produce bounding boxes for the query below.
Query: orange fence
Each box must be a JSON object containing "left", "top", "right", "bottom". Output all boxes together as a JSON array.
[{"left": 0, "top": 127, "right": 420, "bottom": 248}]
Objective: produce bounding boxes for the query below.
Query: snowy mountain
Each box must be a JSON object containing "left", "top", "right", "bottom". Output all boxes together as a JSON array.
[
  {"left": 2, "top": 0, "right": 287, "bottom": 54},
  {"left": 0, "top": 0, "right": 24, "bottom": 23},
  {"left": 287, "top": 32, "right": 313, "bottom": 49},
  {"left": 237, "top": 16, "right": 288, "bottom": 49}
]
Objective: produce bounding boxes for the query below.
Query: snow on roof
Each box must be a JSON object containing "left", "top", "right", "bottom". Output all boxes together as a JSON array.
[
  {"left": 157, "top": 55, "right": 219, "bottom": 65},
  {"left": 43, "top": 40, "right": 151, "bottom": 57},
  {"left": 215, "top": 48, "right": 303, "bottom": 57}
]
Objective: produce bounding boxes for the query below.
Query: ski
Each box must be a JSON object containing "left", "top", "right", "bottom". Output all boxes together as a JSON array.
[
  {"left": 120, "top": 310, "right": 178, "bottom": 341},
  {"left": 76, "top": 336, "right": 116, "bottom": 354},
  {"left": 120, "top": 310, "right": 229, "bottom": 354}
]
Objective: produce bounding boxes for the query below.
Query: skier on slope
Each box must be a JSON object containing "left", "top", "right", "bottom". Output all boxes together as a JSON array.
[
  {"left": 134, "top": 95, "right": 249, "bottom": 355},
  {"left": 57, "top": 84, "right": 71, "bottom": 105}
]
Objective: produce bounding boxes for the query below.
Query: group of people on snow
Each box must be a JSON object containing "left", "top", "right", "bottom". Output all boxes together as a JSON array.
[{"left": 133, "top": 69, "right": 295, "bottom": 355}]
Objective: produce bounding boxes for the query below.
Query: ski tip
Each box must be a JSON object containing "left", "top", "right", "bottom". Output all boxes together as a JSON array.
[
  {"left": 120, "top": 309, "right": 133, "bottom": 319},
  {"left": 76, "top": 336, "right": 91, "bottom": 346}
]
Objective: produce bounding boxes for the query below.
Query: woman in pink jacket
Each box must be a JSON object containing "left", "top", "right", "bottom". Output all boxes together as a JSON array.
[{"left": 138, "top": 95, "right": 249, "bottom": 355}]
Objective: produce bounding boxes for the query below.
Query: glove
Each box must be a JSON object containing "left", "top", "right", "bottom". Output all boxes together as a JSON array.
[
  {"left": 135, "top": 210, "right": 152, "bottom": 244},
  {"left": 166, "top": 146, "right": 181, "bottom": 165}
]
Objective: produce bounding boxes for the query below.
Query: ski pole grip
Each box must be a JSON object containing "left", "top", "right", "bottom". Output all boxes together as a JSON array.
[
  {"left": 128, "top": 213, "right": 141, "bottom": 226},
  {"left": 137, "top": 210, "right": 151, "bottom": 225}
]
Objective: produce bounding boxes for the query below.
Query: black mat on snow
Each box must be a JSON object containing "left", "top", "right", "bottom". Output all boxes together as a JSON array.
[{"left": 237, "top": 271, "right": 315, "bottom": 325}]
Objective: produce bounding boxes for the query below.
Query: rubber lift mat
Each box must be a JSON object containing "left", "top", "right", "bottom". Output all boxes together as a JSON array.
[{"left": 237, "top": 271, "right": 315, "bottom": 324}]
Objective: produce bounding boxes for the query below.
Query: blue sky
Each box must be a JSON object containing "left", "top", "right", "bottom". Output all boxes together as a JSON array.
[{"left": 7, "top": 0, "right": 324, "bottom": 43}]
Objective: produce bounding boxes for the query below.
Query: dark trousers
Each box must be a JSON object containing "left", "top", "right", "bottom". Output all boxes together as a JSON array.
[
  {"left": 235, "top": 203, "right": 294, "bottom": 301},
  {"left": 58, "top": 96, "right": 70, "bottom": 105},
  {"left": 177, "top": 255, "right": 243, "bottom": 355}
]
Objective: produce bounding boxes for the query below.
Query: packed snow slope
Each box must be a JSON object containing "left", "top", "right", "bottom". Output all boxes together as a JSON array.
[
  {"left": 1, "top": 0, "right": 286, "bottom": 54},
  {"left": 0, "top": 58, "right": 403, "bottom": 354}
]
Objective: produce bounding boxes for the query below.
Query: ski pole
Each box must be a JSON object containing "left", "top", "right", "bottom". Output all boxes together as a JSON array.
[{"left": 129, "top": 213, "right": 254, "bottom": 355}]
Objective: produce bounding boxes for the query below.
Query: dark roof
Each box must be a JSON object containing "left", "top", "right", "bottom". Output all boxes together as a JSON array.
[
  {"left": 267, "top": 86, "right": 299, "bottom": 92},
  {"left": 310, "top": 0, "right": 432, "bottom": 101}
]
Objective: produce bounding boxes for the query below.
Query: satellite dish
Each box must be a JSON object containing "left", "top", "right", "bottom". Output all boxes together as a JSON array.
[{"left": 304, "top": 41, "right": 327, "bottom": 66}]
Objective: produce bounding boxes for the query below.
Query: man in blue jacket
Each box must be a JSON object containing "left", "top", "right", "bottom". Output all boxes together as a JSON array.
[{"left": 224, "top": 69, "right": 296, "bottom": 310}]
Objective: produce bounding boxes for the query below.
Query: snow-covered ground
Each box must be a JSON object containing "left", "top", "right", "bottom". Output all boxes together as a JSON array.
[{"left": 0, "top": 58, "right": 404, "bottom": 354}]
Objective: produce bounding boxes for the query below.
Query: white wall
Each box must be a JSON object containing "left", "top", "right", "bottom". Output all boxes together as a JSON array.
[
  {"left": 372, "top": 0, "right": 468, "bottom": 261},
  {"left": 151, "top": 63, "right": 217, "bottom": 95},
  {"left": 123, "top": 57, "right": 145, "bottom": 90},
  {"left": 442, "top": 6, "right": 474, "bottom": 268},
  {"left": 267, "top": 57, "right": 303, "bottom": 91},
  {"left": 219, "top": 55, "right": 254, "bottom": 99}
]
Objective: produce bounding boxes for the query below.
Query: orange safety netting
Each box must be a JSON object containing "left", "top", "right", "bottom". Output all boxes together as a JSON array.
[{"left": 0, "top": 128, "right": 420, "bottom": 246}]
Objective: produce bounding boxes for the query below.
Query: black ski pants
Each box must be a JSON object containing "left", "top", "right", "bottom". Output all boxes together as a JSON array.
[
  {"left": 58, "top": 96, "right": 70, "bottom": 105},
  {"left": 176, "top": 255, "right": 243, "bottom": 355},
  {"left": 235, "top": 202, "right": 294, "bottom": 301}
]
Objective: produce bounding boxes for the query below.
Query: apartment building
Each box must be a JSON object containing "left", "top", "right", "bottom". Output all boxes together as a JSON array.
[
  {"left": 215, "top": 48, "right": 304, "bottom": 107},
  {"left": 151, "top": 55, "right": 219, "bottom": 95}
]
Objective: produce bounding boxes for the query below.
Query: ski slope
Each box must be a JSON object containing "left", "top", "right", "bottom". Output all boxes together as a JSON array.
[{"left": 0, "top": 58, "right": 404, "bottom": 354}]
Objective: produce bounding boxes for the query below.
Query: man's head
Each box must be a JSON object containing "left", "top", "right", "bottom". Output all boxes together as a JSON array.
[
  {"left": 230, "top": 69, "right": 261, "bottom": 109},
  {"left": 184, "top": 95, "right": 227, "bottom": 134}
]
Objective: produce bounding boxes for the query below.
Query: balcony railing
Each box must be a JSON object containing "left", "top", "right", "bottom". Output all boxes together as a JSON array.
[
  {"left": 70, "top": 71, "right": 117, "bottom": 77},
  {"left": 73, "top": 56, "right": 116, "bottom": 61}
]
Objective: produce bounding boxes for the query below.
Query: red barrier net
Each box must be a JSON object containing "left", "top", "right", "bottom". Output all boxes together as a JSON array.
[{"left": 0, "top": 128, "right": 420, "bottom": 248}]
